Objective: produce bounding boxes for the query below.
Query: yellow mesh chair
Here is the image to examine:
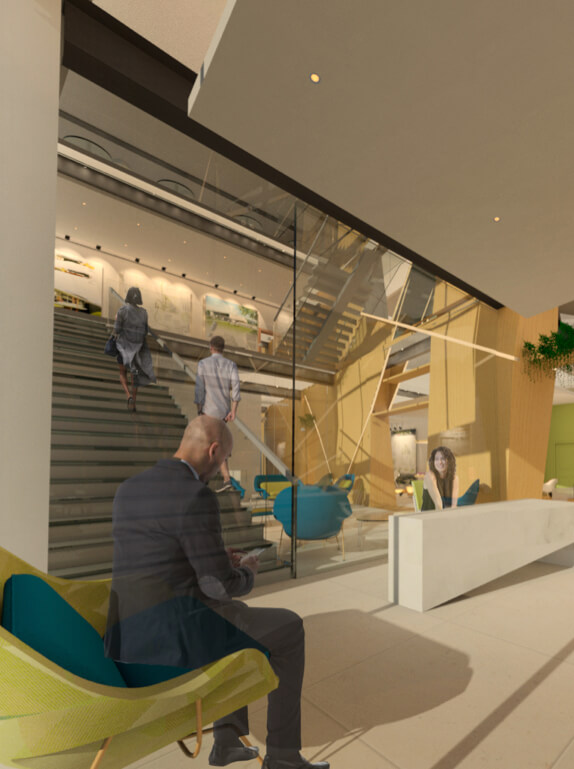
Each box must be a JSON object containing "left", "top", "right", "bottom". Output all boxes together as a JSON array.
[{"left": 0, "top": 546, "right": 277, "bottom": 769}]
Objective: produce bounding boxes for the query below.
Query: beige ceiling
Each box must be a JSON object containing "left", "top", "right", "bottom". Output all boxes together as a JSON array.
[
  {"left": 55, "top": 175, "right": 291, "bottom": 308},
  {"left": 187, "top": 0, "right": 574, "bottom": 318},
  {"left": 93, "top": 0, "right": 227, "bottom": 73}
]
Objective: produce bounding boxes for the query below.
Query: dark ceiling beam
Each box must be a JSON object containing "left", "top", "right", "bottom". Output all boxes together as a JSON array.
[{"left": 62, "top": 0, "right": 503, "bottom": 311}]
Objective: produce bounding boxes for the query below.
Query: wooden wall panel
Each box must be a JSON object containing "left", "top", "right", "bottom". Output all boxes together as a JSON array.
[
  {"left": 335, "top": 318, "right": 396, "bottom": 507},
  {"left": 428, "top": 282, "right": 557, "bottom": 503}
]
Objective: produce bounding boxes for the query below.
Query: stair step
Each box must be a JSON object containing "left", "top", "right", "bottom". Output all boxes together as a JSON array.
[
  {"left": 50, "top": 462, "right": 155, "bottom": 481},
  {"left": 51, "top": 447, "right": 172, "bottom": 462},
  {"left": 52, "top": 372, "right": 172, "bottom": 396},
  {"left": 49, "top": 562, "right": 114, "bottom": 579},
  {"left": 51, "top": 418, "right": 185, "bottom": 437},
  {"left": 52, "top": 395, "right": 181, "bottom": 416},
  {"left": 52, "top": 381, "right": 175, "bottom": 403},
  {"left": 49, "top": 533, "right": 112, "bottom": 548},
  {"left": 51, "top": 479, "right": 134, "bottom": 498},
  {"left": 51, "top": 431, "right": 180, "bottom": 449},
  {"left": 54, "top": 335, "right": 107, "bottom": 353},
  {"left": 50, "top": 498, "right": 114, "bottom": 519},
  {"left": 48, "top": 542, "right": 114, "bottom": 572},
  {"left": 52, "top": 404, "right": 184, "bottom": 423}
]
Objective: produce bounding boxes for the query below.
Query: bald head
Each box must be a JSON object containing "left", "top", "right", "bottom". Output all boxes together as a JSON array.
[{"left": 174, "top": 416, "right": 232, "bottom": 482}]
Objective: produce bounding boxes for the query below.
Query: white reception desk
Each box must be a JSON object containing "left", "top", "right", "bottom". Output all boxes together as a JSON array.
[{"left": 388, "top": 499, "right": 574, "bottom": 611}]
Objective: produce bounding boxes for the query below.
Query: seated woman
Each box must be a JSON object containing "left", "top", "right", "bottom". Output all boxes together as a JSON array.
[{"left": 422, "top": 446, "right": 459, "bottom": 510}]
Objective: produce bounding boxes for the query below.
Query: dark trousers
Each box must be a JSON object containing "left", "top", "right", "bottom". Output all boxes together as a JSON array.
[{"left": 213, "top": 603, "right": 305, "bottom": 749}]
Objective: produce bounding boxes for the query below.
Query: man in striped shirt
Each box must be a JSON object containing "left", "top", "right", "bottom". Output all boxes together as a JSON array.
[{"left": 195, "top": 336, "right": 241, "bottom": 492}]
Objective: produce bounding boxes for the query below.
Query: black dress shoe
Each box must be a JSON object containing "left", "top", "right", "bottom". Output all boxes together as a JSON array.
[
  {"left": 261, "top": 755, "right": 329, "bottom": 769},
  {"left": 209, "top": 742, "right": 260, "bottom": 766}
]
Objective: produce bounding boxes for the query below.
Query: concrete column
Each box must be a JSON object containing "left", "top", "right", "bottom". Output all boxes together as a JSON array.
[{"left": 0, "top": 0, "right": 60, "bottom": 570}]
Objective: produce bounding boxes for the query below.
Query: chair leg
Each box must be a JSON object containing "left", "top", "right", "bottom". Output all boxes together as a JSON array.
[
  {"left": 177, "top": 699, "right": 204, "bottom": 758},
  {"left": 90, "top": 737, "right": 113, "bottom": 769},
  {"left": 341, "top": 525, "right": 345, "bottom": 560},
  {"left": 240, "top": 734, "right": 264, "bottom": 766}
]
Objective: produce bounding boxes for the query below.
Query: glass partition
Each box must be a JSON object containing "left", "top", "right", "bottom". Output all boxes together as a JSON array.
[{"left": 53, "top": 70, "right": 542, "bottom": 584}]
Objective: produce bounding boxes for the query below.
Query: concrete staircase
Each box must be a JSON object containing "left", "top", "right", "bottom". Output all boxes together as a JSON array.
[{"left": 50, "top": 309, "right": 278, "bottom": 578}]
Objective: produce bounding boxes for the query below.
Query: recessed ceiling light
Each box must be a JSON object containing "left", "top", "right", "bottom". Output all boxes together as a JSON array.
[
  {"left": 136, "top": 222, "right": 141, "bottom": 227},
  {"left": 493, "top": 216, "right": 501, "bottom": 222},
  {"left": 74, "top": 226, "right": 78, "bottom": 231},
  {"left": 310, "top": 73, "right": 321, "bottom": 84},
  {"left": 183, "top": 240, "right": 187, "bottom": 244},
  {"left": 124, "top": 243, "right": 128, "bottom": 247},
  {"left": 167, "top": 258, "right": 172, "bottom": 263}
]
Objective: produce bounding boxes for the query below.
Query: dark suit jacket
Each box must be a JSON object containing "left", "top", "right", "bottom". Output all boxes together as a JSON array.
[{"left": 104, "top": 459, "right": 259, "bottom": 669}]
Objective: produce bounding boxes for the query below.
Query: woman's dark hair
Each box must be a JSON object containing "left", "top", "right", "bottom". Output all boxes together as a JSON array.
[
  {"left": 428, "top": 446, "right": 456, "bottom": 481},
  {"left": 125, "top": 287, "right": 143, "bottom": 305}
]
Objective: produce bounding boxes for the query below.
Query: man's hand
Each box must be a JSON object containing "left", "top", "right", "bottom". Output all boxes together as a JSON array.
[
  {"left": 226, "top": 547, "right": 246, "bottom": 568},
  {"left": 224, "top": 411, "right": 235, "bottom": 422},
  {"left": 239, "top": 554, "right": 260, "bottom": 574}
]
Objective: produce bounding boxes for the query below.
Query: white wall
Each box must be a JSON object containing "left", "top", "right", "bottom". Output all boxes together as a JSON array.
[
  {"left": 389, "top": 407, "right": 429, "bottom": 475},
  {"left": 0, "top": 0, "right": 61, "bottom": 571},
  {"left": 54, "top": 237, "right": 280, "bottom": 338}
]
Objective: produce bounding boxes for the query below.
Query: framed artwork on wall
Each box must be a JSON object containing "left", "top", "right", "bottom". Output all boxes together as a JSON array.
[
  {"left": 204, "top": 295, "right": 258, "bottom": 350},
  {"left": 54, "top": 252, "right": 103, "bottom": 313}
]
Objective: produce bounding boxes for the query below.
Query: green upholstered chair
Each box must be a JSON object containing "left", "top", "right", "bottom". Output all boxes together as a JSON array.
[
  {"left": 0, "top": 546, "right": 277, "bottom": 769},
  {"left": 412, "top": 479, "right": 424, "bottom": 512}
]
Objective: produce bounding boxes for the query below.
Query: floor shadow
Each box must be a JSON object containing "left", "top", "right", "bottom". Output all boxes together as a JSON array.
[
  {"left": 253, "top": 555, "right": 388, "bottom": 598},
  {"left": 465, "top": 560, "right": 567, "bottom": 597},
  {"left": 249, "top": 607, "right": 473, "bottom": 745}
]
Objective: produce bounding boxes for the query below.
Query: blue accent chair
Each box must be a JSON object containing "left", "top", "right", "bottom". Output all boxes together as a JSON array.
[
  {"left": 230, "top": 477, "right": 246, "bottom": 499},
  {"left": 273, "top": 484, "right": 353, "bottom": 559}
]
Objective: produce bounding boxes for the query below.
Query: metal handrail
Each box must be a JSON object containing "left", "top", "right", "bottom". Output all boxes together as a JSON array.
[{"left": 109, "top": 288, "right": 294, "bottom": 480}]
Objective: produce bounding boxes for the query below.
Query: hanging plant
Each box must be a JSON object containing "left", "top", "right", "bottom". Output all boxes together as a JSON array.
[
  {"left": 298, "top": 413, "right": 316, "bottom": 430},
  {"left": 522, "top": 321, "right": 574, "bottom": 379}
]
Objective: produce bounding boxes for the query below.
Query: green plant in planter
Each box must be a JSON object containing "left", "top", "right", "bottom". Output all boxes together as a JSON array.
[{"left": 522, "top": 321, "right": 574, "bottom": 379}]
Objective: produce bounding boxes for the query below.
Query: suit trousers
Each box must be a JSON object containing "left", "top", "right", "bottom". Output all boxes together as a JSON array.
[{"left": 212, "top": 602, "right": 305, "bottom": 749}]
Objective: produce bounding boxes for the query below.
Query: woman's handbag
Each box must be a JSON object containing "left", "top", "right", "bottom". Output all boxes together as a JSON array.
[{"left": 104, "top": 335, "right": 118, "bottom": 357}]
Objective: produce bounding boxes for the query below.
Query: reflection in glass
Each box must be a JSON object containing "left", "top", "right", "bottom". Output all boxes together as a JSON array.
[
  {"left": 62, "top": 135, "right": 113, "bottom": 161},
  {"left": 156, "top": 179, "right": 196, "bottom": 200}
]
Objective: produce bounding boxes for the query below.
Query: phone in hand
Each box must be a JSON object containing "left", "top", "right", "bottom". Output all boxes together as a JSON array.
[{"left": 245, "top": 547, "right": 267, "bottom": 558}]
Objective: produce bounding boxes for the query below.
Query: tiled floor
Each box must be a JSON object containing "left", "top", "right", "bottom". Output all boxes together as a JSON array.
[{"left": 127, "top": 523, "right": 574, "bottom": 769}]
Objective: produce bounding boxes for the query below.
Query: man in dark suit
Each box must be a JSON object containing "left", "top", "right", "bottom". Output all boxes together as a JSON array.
[{"left": 105, "top": 416, "right": 328, "bottom": 769}]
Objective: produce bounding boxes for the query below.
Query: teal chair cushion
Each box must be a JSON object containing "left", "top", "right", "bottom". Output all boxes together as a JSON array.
[
  {"left": 458, "top": 479, "right": 480, "bottom": 506},
  {"left": 2, "top": 574, "right": 127, "bottom": 688},
  {"left": 116, "top": 660, "right": 192, "bottom": 687}
]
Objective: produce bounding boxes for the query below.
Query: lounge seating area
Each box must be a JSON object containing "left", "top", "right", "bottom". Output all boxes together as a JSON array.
[{"left": 0, "top": 547, "right": 277, "bottom": 769}]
